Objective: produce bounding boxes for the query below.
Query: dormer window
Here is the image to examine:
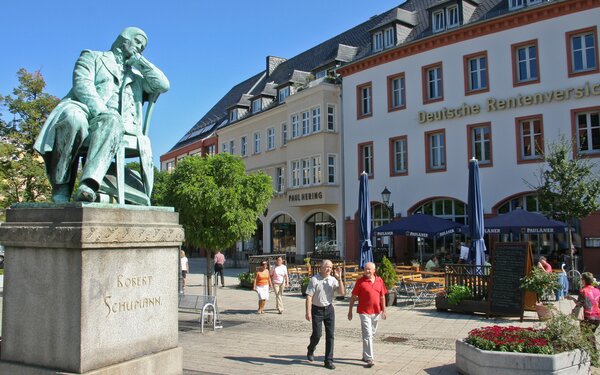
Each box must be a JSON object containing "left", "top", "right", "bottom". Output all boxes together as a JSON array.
[
  {"left": 278, "top": 86, "right": 290, "bottom": 104},
  {"left": 432, "top": 5, "right": 460, "bottom": 33},
  {"left": 315, "top": 70, "right": 327, "bottom": 79},
  {"left": 373, "top": 31, "right": 383, "bottom": 52},
  {"left": 509, "top": 0, "right": 541, "bottom": 11},
  {"left": 252, "top": 99, "right": 262, "bottom": 114},
  {"left": 384, "top": 27, "right": 395, "bottom": 48},
  {"left": 230, "top": 110, "right": 238, "bottom": 122}
]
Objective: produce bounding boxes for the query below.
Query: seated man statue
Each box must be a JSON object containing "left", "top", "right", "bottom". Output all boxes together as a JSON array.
[{"left": 34, "top": 27, "right": 169, "bottom": 204}]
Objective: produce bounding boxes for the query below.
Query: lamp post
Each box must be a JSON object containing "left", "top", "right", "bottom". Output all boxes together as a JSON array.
[{"left": 381, "top": 186, "right": 394, "bottom": 217}]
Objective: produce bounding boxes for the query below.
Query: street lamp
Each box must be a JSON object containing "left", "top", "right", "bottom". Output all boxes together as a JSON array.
[{"left": 381, "top": 186, "right": 394, "bottom": 217}]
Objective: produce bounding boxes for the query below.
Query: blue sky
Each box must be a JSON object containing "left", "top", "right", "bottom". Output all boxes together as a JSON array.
[{"left": 2, "top": 0, "right": 402, "bottom": 167}]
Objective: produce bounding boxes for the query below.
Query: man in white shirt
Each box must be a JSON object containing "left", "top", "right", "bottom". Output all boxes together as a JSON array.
[{"left": 271, "top": 256, "right": 289, "bottom": 314}]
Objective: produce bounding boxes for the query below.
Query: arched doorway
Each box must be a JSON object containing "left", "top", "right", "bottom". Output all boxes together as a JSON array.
[
  {"left": 271, "top": 214, "right": 297, "bottom": 261},
  {"left": 306, "top": 212, "right": 337, "bottom": 253}
]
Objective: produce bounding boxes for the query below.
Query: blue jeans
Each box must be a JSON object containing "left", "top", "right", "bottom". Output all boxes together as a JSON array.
[{"left": 308, "top": 304, "right": 335, "bottom": 363}]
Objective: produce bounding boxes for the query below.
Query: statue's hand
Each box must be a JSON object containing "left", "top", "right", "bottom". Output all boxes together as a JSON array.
[{"left": 126, "top": 53, "right": 143, "bottom": 67}]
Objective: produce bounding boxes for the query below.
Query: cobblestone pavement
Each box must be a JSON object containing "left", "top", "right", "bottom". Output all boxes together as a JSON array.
[{"left": 179, "top": 261, "right": 551, "bottom": 375}]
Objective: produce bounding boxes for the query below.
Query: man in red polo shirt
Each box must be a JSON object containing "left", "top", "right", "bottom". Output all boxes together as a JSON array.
[{"left": 347, "top": 262, "right": 387, "bottom": 368}]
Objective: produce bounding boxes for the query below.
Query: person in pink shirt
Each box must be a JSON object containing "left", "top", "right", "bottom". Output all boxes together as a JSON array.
[
  {"left": 537, "top": 256, "right": 553, "bottom": 273},
  {"left": 347, "top": 262, "right": 387, "bottom": 368},
  {"left": 214, "top": 250, "right": 226, "bottom": 287},
  {"left": 575, "top": 272, "right": 600, "bottom": 349}
]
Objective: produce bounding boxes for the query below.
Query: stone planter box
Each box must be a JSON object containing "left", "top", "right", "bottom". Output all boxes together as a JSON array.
[
  {"left": 456, "top": 340, "right": 590, "bottom": 375},
  {"left": 436, "top": 296, "right": 489, "bottom": 314}
]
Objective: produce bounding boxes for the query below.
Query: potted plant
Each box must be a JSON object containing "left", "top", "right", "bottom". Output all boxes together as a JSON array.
[
  {"left": 301, "top": 276, "right": 311, "bottom": 296},
  {"left": 303, "top": 257, "right": 311, "bottom": 274},
  {"left": 520, "top": 267, "right": 561, "bottom": 320},
  {"left": 237, "top": 272, "right": 255, "bottom": 289},
  {"left": 378, "top": 256, "right": 398, "bottom": 306}
]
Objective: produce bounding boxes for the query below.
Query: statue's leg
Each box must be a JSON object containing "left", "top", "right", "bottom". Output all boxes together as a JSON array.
[
  {"left": 76, "top": 113, "right": 125, "bottom": 202},
  {"left": 48, "top": 107, "right": 89, "bottom": 202}
]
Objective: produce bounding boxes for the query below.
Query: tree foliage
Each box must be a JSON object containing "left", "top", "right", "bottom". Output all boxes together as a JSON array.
[
  {"left": 165, "top": 153, "right": 273, "bottom": 252},
  {"left": 535, "top": 135, "right": 600, "bottom": 224},
  {"left": 0, "top": 69, "right": 60, "bottom": 213}
]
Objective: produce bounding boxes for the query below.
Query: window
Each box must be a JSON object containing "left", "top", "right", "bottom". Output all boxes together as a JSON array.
[
  {"left": 253, "top": 132, "right": 261, "bottom": 154},
  {"left": 432, "top": 10, "right": 445, "bottom": 32},
  {"left": 291, "top": 114, "right": 300, "bottom": 138},
  {"left": 389, "top": 136, "right": 408, "bottom": 176},
  {"left": 221, "top": 142, "right": 228, "bottom": 154},
  {"left": 425, "top": 130, "right": 446, "bottom": 172},
  {"left": 291, "top": 161, "right": 300, "bottom": 187},
  {"left": 567, "top": 27, "right": 599, "bottom": 76},
  {"left": 252, "top": 99, "right": 261, "bottom": 114},
  {"left": 384, "top": 27, "right": 394, "bottom": 48},
  {"left": 165, "top": 161, "right": 174, "bottom": 172},
  {"left": 230, "top": 110, "right": 238, "bottom": 122},
  {"left": 447, "top": 5, "right": 459, "bottom": 28},
  {"left": 357, "top": 82, "right": 373, "bottom": 119},
  {"left": 358, "top": 142, "right": 374, "bottom": 177},
  {"left": 373, "top": 31, "right": 383, "bottom": 52},
  {"left": 207, "top": 144, "right": 216, "bottom": 156},
  {"left": 281, "top": 123, "right": 288, "bottom": 146},
  {"left": 276, "top": 167, "right": 285, "bottom": 193},
  {"left": 516, "top": 115, "right": 544, "bottom": 163},
  {"left": 422, "top": 63, "right": 443, "bottom": 104},
  {"left": 387, "top": 73, "right": 406, "bottom": 111},
  {"left": 267, "top": 127, "right": 275, "bottom": 150},
  {"left": 312, "top": 107, "right": 321, "bottom": 133},
  {"left": 509, "top": 0, "right": 525, "bottom": 10},
  {"left": 572, "top": 107, "right": 600, "bottom": 156},
  {"left": 467, "top": 123, "right": 492, "bottom": 165},
  {"left": 302, "top": 110, "right": 310, "bottom": 136},
  {"left": 327, "top": 105, "right": 336, "bottom": 131},
  {"left": 229, "top": 140, "right": 235, "bottom": 155},
  {"left": 464, "top": 52, "right": 489, "bottom": 94},
  {"left": 312, "top": 156, "right": 322, "bottom": 184},
  {"left": 302, "top": 159, "right": 310, "bottom": 185},
  {"left": 240, "top": 136, "right": 247, "bottom": 157},
  {"left": 278, "top": 86, "right": 290, "bottom": 103},
  {"left": 512, "top": 40, "right": 539, "bottom": 86},
  {"left": 327, "top": 154, "right": 337, "bottom": 184},
  {"left": 315, "top": 70, "right": 327, "bottom": 79}
]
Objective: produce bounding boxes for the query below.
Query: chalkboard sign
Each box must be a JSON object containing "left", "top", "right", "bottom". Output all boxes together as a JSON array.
[{"left": 489, "top": 242, "right": 532, "bottom": 319}]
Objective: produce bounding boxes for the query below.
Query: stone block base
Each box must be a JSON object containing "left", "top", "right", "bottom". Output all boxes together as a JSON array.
[{"left": 0, "top": 347, "right": 183, "bottom": 375}]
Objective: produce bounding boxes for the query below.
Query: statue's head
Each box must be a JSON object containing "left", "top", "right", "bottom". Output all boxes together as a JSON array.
[{"left": 111, "top": 27, "right": 148, "bottom": 57}]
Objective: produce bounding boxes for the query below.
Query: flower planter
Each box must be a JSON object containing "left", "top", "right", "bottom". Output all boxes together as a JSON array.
[
  {"left": 455, "top": 340, "right": 590, "bottom": 375},
  {"left": 435, "top": 296, "right": 489, "bottom": 314}
]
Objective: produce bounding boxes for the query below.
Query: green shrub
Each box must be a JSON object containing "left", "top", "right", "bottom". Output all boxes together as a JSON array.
[
  {"left": 237, "top": 272, "right": 255, "bottom": 288},
  {"left": 378, "top": 256, "right": 398, "bottom": 290},
  {"left": 447, "top": 285, "right": 472, "bottom": 305},
  {"left": 520, "top": 267, "right": 561, "bottom": 303}
]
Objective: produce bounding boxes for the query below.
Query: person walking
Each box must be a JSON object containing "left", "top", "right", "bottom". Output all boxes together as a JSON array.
[
  {"left": 253, "top": 260, "right": 273, "bottom": 314},
  {"left": 214, "top": 250, "right": 226, "bottom": 287},
  {"left": 347, "top": 262, "right": 387, "bottom": 368},
  {"left": 305, "top": 259, "right": 344, "bottom": 370},
  {"left": 180, "top": 250, "right": 189, "bottom": 292},
  {"left": 569, "top": 272, "right": 600, "bottom": 349},
  {"left": 271, "top": 256, "right": 289, "bottom": 314}
]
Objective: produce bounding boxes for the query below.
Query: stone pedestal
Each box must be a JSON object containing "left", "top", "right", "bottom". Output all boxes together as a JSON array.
[{"left": 0, "top": 203, "right": 185, "bottom": 374}]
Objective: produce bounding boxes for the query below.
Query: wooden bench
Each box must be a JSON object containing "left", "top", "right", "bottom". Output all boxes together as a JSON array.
[{"left": 178, "top": 294, "right": 221, "bottom": 332}]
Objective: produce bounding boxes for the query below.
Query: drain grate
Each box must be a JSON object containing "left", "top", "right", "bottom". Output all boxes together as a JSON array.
[{"left": 382, "top": 336, "right": 409, "bottom": 343}]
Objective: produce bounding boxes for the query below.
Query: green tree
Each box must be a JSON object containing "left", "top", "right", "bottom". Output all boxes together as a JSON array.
[
  {"left": 0, "top": 69, "right": 60, "bottom": 217},
  {"left": 535, "top": 135, "right": 600, "bottom": 268},
  {"left": 165, "top": 153, "right": 273, "bottom": 294}
]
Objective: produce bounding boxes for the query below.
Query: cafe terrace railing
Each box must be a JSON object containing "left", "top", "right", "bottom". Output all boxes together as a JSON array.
[{"left": 444, "top": 264, "right": 491, "bottom": 300}]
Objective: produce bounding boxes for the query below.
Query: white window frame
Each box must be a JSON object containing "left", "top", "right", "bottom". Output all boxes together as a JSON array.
[
  {"left": 240, "top": 136, "right": 247, "bottom": 157},
  {"left": 575, "top": 111, "right": 600, "bottom": 155},
  {"left": 327, "top": 154, "right": 337, "bottom": 184},
  {"left": 571, "top": 32, "right": 597, "bottom": 73},
  {"left": 384, "top": 27, "right": 394, "bottom": 48},
  {"left": 471, "top": 126, "right": 491, "bottom": 164},
  {"left": 229, "top": 109, "right": 238, "bottom": 122},
  {"left": 360, "top": 86, "right": 372, "bottom": 116},
  {"left": 312, "top": 107, "right": 321, "bottom": 133},
  {"left": 427, "top": 66, "right": 443, "bottom": 100},
  {"left": 252, "top": 99, "right": 261, "bottom": 114},
  {"left": 291, "top": 161, "right": 301, "bottom": 188},
  {"left": 516, "top": 44, "right": 538, "bottom": 82},
  {"left": 291, "top": 114, "right": 300, "bottom": 138},
  {"left": 468, "top": 56, "right": 487, "bottom": 91},
  {"left": 278, "top": 86, "right": 290, "bottom": 104},
  {"left": 509, "top": 0, "right": 525, "bottom": 10},
  {"left": 281, "top": 122, "right": 288, "bottom": 146},
  {"left": 302, "top": 159, "right": 311, "bottom": 186},
  {"left": 429, "top": 133, "right": 446, "bottom": 170},
  {"left": 221, "top": 142, "right": 228, "bottom": 154},
  {"left": 229, "top": 140, "right": 235, "bottom": 155},
  {"left": 207, "top": 144, "right": 216, "bottom": 156},
  {"left": 301, "top": 110, "right": 310, "bottom": 136},
  {"left": 393, "top": 138, "right": 408, "bottom": 174},
  {"left": 327, "top": 104, "right": 336, "bottom": 131},
  {"left": 267, "top": 127, "right": 276, "bottom": 150},
  {"left": 253, "top": 132, "right": 261, "bottom": 154},
  {"left": 373, "top": 31, "right": 383, "bottom": 52},
  {"left": 315, "top": 70, "right": 327, "bottom": 79},
  {"left": 447, "top": 5, "right": 459, "bottom": 28},
  {"left": 391, "top": 76, "right": 405, "bottom": 109},
  {"left": 276, "top": 167, "right": 285, "bottom": 193},
  {"left": 312, "top": 156, "right": 322, "bottom": 185},
  {"left": 432, "top": 9, "right": 445, "bottom": 33},
  {"left": 361, "top": 144, "right": 373, "bottom": 177}
]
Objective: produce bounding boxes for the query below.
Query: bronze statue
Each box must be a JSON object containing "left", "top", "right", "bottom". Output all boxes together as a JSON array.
[{"left": 34, "top": 27, "right": 169, "bottom": 204}]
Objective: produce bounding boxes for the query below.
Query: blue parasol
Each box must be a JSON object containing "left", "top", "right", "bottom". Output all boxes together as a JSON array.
[
  {"left": 467, "top": 158, "right": 486, "bottom": 269},
  {"left": 358, "top": 172, "right": 373, "bottom": 269}
]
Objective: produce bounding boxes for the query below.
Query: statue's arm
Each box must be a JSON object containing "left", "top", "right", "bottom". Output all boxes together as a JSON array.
[
  {"left": 72, "top": 50, "right": 109, "bottom": 117},
  {"left": 128, "top": 54, "right": 170, "bottom": 94}
]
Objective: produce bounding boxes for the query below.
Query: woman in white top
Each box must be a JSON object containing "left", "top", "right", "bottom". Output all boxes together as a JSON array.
[
  {"left": 180, "top": 250, "right": 189, "bottom": 290},
  {"left": 271, "top": 256, "right": 289, "bottom": 314}
]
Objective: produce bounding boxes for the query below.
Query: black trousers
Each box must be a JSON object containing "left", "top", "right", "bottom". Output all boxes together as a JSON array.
[
  {"left": 214, "top": 263, "right": 224, "bottom": 286},
  {"left": 308, "top": 304, "right": 335, "bottom": 363}
]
